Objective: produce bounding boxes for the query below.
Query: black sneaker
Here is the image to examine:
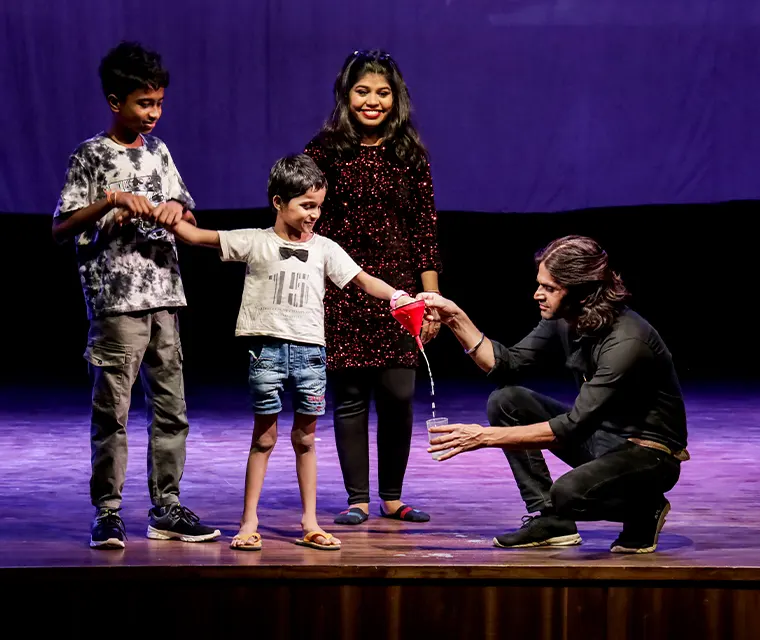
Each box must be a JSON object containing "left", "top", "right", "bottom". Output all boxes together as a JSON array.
[
  {"left": 493, "top": 514, "right": 582, "bottom": 548},
  {"left": 90, "top": 508, "right": 127, "bottom": 550},
  {"left": 146, "top": 503, "right": 221, "bottom": 542},
  {"left": 610, "top": 499, "right": 670, "bottom": 554}
]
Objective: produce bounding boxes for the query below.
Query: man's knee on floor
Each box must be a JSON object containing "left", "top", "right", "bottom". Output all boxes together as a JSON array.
[{"left": 486, "top": 386, "right": 531, "bottom": 426}]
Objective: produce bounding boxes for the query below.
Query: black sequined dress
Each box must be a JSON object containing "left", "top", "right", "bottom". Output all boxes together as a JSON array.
[{"left": 305, "top": 138, "right": 442, "bottom": 370}]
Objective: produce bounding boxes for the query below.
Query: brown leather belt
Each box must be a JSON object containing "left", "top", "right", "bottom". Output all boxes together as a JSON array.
[{"left": 628, "top": 438, "right": 690, "bottom": 461}]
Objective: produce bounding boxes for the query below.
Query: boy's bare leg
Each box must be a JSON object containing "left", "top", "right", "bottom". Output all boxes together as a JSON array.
[
  {"left": 292, "top": 413, "right": 340, "bottom": 546},
  {"left": 231, "top": 413, "right": 278, "bottom": 546}
]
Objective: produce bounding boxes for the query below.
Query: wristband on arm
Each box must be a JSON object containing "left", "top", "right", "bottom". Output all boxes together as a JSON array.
[{"left": 390, "top": 290, "right": 409, "bottom": 309}]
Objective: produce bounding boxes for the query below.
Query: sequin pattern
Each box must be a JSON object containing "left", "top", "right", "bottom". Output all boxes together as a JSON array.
[{"left": 305, "top": 139, "right": 442, "bottom": 370}]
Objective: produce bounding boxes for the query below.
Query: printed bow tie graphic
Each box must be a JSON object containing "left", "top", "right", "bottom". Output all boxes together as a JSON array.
[{"left": 279, "top": 247, "right": 309, "bottom": 262}]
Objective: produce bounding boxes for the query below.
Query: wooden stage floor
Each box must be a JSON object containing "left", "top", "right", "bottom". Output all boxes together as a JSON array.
[{"left": 1, "top": 381, "right": 759, "bottom": 638}]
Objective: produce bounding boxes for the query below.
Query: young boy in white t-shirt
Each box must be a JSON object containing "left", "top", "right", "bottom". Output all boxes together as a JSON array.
[{"left": 146, "top": 154, "right": 414, "bottom": 551}]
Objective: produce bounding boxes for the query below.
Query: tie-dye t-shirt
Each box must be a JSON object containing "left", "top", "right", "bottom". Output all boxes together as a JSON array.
[{"left": 54, "top": 133, "right": 195, "bottom": 318}]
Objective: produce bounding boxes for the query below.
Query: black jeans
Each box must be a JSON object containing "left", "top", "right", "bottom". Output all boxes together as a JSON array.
[
  {"left": 330, "top": 367, "right": 416, "bottom": 505},
  {"left": 487, "top": 386, "right": 681, "bottom": 523}
]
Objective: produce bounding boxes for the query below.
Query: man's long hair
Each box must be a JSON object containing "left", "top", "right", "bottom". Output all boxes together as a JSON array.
[{"left": 535, "top": 236, "right": 629, "bottom": 334}]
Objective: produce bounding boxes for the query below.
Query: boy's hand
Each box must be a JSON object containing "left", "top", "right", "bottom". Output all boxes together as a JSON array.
[
  {"left": 181, "top": 210, "right": 197, "bottom": 226},
  {"left": 113, "top": 192, "right": 154, "bottom": 216},
  {"left": 150, "top": 201, "right": 185, "bottom": 227},
  {"left": 111, "top": 192, "right": 154, "bottom": 225}
]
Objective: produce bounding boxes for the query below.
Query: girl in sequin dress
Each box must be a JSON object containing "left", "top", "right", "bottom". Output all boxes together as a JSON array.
[{"left": 305, "top": 50, "right": 442, "bottom": 525}]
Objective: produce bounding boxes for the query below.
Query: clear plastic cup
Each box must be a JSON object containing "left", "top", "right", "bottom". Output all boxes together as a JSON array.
[{"left": 427, "top": 417, "right": 452, "bottom": 461}]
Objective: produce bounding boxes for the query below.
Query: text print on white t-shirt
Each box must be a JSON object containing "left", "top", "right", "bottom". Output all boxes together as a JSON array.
[{"left": 269, "top": 270, "right": 311, "bottom": 308}]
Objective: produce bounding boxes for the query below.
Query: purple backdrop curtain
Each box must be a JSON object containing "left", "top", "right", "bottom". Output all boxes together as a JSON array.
[{"left": 2, "top": 0, "right": 759, "bottom": 214}]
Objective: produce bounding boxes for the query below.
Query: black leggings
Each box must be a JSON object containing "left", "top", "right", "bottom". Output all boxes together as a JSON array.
[{"left": 330, "top": 367, "right": 416, "bottom": 505}]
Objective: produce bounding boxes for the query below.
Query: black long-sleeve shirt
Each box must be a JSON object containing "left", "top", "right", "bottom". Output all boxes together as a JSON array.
[{"left": 488, "top": 307, "right": 687, "bottom": 451}]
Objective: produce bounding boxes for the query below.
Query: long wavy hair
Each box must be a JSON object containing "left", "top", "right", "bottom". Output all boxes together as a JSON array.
[
  {"left": 316, "top": 49, "right": 428, "bottom": 170},
  {"left": 535, "top": 236, "right": 629, "bottom": 334}
]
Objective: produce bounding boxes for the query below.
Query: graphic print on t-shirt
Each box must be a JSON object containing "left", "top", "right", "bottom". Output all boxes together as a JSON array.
[
  {"left": 108, "top": 171, "right": 168, "bottom": 240},
  {"left": 218, "top": 228, "right": 362, "bottom": 345},
  {"left": 269, "top": 270, "right": 311, "bottom": 308}
]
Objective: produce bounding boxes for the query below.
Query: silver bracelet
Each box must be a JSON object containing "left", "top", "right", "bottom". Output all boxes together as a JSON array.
[{"left": 464, "top": 332, "right": 485, "bottom": 355}]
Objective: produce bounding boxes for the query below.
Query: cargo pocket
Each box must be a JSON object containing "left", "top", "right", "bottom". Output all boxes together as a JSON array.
[
  {"left": 84, "top": 341, "right": 129, "bottom": 406},
  {"left": 175, "top": 342, "right": 186, "bottom": 402}
]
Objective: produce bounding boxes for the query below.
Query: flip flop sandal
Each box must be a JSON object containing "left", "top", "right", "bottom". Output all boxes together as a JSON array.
[
  {"left": 379, "top": 504, "right": 430, "bottom": 522},
  {"left": 230, "top": 531, "right": 262, "bottom": 551},
  {"left": 295, "top": 531, "right": 342, "bottom": 551},
  {"left": 334, "top": 507, "right": 369, "bottom": 525}
]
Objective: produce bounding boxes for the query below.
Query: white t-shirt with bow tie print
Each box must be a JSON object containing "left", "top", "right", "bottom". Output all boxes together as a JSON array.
[{"left": 218, "top": 227, "right": 362, "bottom": 345}]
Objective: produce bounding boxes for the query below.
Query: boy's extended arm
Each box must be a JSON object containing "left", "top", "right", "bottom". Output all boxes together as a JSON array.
[
  {"left": 170, "top": 219, "right": 220, "bottom": 248},
  {"left": 351, "top": 271, "right": 414, "bottom": 305},
  {"left": 52, "top": 191, "right": 154, "bottom": 244}
]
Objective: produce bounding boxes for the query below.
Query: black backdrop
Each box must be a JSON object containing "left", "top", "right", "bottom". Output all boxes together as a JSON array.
[{"left": 5, "top": 202, "right": 757, "bottom": 391}]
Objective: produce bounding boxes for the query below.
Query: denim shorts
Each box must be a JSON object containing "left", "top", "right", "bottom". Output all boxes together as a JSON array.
[{"left": 247, "top": 338, "right": 326, "bottom": 415}]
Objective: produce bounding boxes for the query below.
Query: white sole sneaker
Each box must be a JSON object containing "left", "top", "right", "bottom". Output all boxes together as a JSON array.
[
  {"left": 610, "top": 501, "right": 671, "bottom": 554},
  {"left": 146, "top": 525, "right": 221, "bottom": 542},
  {"left": 493, "top": 533, "right": 582, "bottom": 548},
  {"left": 90, "top": 537, "right": 126, "bottom": 550}
]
